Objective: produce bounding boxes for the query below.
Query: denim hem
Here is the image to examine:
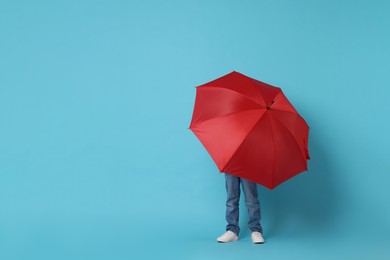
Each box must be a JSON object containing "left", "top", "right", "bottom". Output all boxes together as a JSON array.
[{"left": 226, "top": 228, "right": 239, "bottom": 236}]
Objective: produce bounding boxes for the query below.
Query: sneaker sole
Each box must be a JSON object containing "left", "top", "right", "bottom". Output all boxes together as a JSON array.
[{"left": 217, "top": 238, "right": 238, "bottom": 243}]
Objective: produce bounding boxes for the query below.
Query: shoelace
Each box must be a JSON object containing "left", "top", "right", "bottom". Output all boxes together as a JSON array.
[
  {"left": 252, "top": 233, "right": 262, "bottom": 238},
  {"left": 223, "top": 231, "right": 235, "bottom": 238}
]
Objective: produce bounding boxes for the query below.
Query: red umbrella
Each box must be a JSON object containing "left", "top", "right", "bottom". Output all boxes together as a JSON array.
[{"left": 189, "top": 71, "right": 310, "bottom": 189}]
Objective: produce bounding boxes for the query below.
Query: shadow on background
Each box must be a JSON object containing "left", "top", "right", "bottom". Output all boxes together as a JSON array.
[
  {"left": 235, "top": 113, "right": 344, "bottom": 240},
  {"left": 257, "top": 122, "right": 343, "bottom": 239}
]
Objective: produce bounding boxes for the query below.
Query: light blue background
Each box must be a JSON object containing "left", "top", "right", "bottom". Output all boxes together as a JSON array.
[{"left": 1, "top": 0, "right": 389, "bottom": 259}]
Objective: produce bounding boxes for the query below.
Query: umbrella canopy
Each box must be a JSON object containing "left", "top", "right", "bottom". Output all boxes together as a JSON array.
[{"left": 189, "top": 71, "right": 310, "bottom": 189}]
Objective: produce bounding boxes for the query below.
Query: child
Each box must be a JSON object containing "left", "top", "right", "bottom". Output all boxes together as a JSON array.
[{"left": 217, "top": 174, "right": 265, "bottom": 244}]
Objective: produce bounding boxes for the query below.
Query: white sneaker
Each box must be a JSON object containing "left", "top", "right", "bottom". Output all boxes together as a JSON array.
[
  {"left": 217, "top": 230, "right": 238, "bottom": 243},
  {"left": 251, "top": 231, "right": 265, "bottom": 244}
]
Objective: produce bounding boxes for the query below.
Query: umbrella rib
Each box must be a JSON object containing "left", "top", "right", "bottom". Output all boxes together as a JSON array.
[
  {"left": 197, "top": 85, "right": 264, "bottom": 107},
  {"left": 241, "top": 73, "right": 279, "bottom": 104},
  {"left": 221, "top": 110, "right": 268, "bottom": 173},
  {"left": 269, "top": 114, "right": 276, "bottom": 189},
  {"left": 272, "top": 115, "right": 309, "bottom": 171},
  {"left": 247, "top": 77, "right": 267, "bottom": 105},
  {"left": 271, "top": 109, "right": 309, "bottom": 128},
  {"left": 248, "top": 78, "right": 282, "bottom": 106},
  {"left": 271, "top": 108, "right": 302, "bottom": 117},
  {"left": 190, "top": 108, "right": 263, "bottom": 129}
]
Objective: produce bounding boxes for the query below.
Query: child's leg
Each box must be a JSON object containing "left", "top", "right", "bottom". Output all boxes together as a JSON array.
[
  {"left": 241, "top": 178, "right": 263, "bottom": 233},
  {"left": 225, "top": 174, "right": 241, "bottom": 235}
]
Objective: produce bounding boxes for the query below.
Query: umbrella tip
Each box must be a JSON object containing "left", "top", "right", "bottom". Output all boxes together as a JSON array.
[{"left": 266, "top": 100, "right": 275, "bottom": 110}]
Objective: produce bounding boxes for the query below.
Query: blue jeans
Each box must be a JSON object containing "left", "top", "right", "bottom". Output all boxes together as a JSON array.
[{"left": 225, "top": 174, "right": 263, "bottom": 235}]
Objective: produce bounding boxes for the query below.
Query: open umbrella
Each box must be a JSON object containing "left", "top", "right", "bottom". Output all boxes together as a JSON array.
[{"left": 189, "top": 71, "right": 310, "bottom": 189}]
